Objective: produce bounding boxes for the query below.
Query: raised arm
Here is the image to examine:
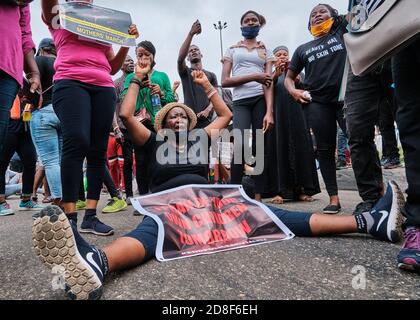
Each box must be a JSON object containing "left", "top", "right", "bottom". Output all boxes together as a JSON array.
[
  {"left": 177, "top": 20, "right": 201, "bottom": 75},
  {"left": 106, "top": 25, "right": 139, "bottom": 75},
  {"left": 189, "top": 71, "right": 232, "bottom": 136},
  {"left": 41, "top": 0, "right": 59, "bottom": 26},
  {"left": 119, "top": 58, "right": 152, "bottom": 147}
]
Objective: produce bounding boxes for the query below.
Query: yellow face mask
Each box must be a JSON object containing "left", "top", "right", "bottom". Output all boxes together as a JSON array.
[{"left": 310, "top": 17, "right": 334, "bottom": 38}]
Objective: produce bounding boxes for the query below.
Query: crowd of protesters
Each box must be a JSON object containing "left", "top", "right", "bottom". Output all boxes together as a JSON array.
[{"left": 0, "top": 0, "right": 419, "bottom": 300}]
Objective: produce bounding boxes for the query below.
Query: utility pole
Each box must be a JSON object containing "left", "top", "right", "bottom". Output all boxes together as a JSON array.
[{"left": 213, "top": 21, "right": 228, "bottom": 61}]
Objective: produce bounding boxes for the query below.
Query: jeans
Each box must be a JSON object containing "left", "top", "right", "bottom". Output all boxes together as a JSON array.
[
  {"left": 337, "top": 127, "right": 348, "bottom": 162},
  {"left": 392, "top": 39, "right": 420, "bottom": 227},
  {"left": 304, "top": 102, "right": 346, "bottom": 196},
  {"left": 345, "top": 69, "right": 386, "bottom": 201},
  {"left": 53, "top": 80, "right": 116, "bottom": 202},
  {"left": 30, "top": 105, "right": 63, "bottom": 199},
  {"left": 5, "top": 183, "right": 21, "bottom": 198},
  {"left": 0, "top": 71, "right": 19, "bottom": 153}
]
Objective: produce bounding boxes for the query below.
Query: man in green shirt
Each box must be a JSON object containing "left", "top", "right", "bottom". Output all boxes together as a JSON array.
[{"left": 122, "top": 41, "right": 174, "bottom": 125}]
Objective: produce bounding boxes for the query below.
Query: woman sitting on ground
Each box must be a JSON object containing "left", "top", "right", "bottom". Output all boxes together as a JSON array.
[{"left": 32, "top": 57, "right": 405, "bottom": 300}]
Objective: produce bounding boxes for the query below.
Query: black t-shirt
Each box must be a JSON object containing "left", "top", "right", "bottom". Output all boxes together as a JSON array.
[
  {"left": 289, "top": 16, "right": 348, "bottom": 104},
  {"left": 179, "top": 66, "right": 218, "bottom": 114},
  {"left": 35, "top": 55, "right": 56, "bottom": 107},
  {"left": 143, "top": 131, "right": 209, "bottom": 190}
]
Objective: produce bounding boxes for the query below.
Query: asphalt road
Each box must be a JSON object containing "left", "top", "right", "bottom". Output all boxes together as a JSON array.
[{"left": 1, "top": 183, "right": 419, "bottom": 300}]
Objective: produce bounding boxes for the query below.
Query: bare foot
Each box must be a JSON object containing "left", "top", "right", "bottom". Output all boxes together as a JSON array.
[
  {"left": 298, "top": 194, "right": 314, "bottom": 202},
  {"left": 269, "top": 195, "right": 284, "bottom": 204}
]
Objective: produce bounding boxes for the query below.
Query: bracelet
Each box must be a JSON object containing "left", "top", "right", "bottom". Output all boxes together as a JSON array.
[
  {"left": 130, "top": 78, "right": 144, "bottom": 88},
  {"left": 204, "top": 84, "right": 215, "bottom": 95},
  {"left": 207, "top": 89, "right": 218, "bottom": 99}
]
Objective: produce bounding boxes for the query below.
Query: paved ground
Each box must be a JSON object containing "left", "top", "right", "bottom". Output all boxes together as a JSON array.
[{"left": 0, "top": 168, "right": 419, "bottom": 300}]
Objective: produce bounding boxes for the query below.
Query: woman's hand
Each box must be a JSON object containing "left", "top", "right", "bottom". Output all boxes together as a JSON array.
[
  {"left": 262, "top": 112, "right": 274, "bottom": 133},
  {"left": 134, "top": 57, "right": 151, "bottom": 81},
  {"left": 128, "top": 24, "right": 140, "bottom": 39},
  {"left": 254, "top": 73, "right": 273, "bottom": 87},
  {"left": 291, "top": 89, "right": 311, "bottom": 104}
]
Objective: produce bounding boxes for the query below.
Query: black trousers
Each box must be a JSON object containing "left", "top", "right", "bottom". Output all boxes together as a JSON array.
[
  {"left": 304, "top": 102, "right": 346, "bottom": 196},
  {"left": 230, "top": 95, "right": 267, "bottom": 194},
  {"left": 120, "top": 128, "right": 140, "bottom": 198},
  {"left": 378, "top": 96, "right": 399, "bottom": 160},
  {"left": 392, "top": 39, "right": 420, "bottom": 227},
  {"left": 133, "top": 123, "right": 155, "bottom": 195},
  {"left": 0, "top": 127, "right": 37, "bottom": 197},
  {"left": 345, "top": 69, "right": 387, "bottom": 201},
  {"left": 53, "top": 80, "right": 116, "bottom": 202}
]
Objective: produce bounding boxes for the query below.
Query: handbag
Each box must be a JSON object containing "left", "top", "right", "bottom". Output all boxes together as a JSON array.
[{"left": 344, "top": 0, "right": 420, "bottom": 76}]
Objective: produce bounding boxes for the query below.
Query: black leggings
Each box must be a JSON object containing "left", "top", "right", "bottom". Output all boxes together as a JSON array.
[
  {"left": 304, "top": 102, "right": 346, "bottom": 196},
  {"left": 53, "top": 80, "right": 116, "bottom": 202},
  {"left": 78, "top": 165, "right": 119, "bottom": 201},
  {"left": 230, "top": 95, "right": 267, "bottom": 194},
  {"left": 0, "top": 128, "right": 37, "bottom": 197}
]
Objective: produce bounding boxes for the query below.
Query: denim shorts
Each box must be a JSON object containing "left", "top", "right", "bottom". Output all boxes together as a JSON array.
[{"left": 125, "top": 205, "right": 313, "bottom": 261}]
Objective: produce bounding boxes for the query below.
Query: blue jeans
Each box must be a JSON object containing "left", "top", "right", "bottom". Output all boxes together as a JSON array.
[
  {"left": 5, "top": 183, "right": 21, "bottom": 198},
  {"left": 337, "top": 127, "right": 348, "bottom": 162},
  {"left": 30, "top": 105, "right": 63, "bottom": 199},
  {"left": 0, "top": 71, "right": 19, "bottom": 152}
]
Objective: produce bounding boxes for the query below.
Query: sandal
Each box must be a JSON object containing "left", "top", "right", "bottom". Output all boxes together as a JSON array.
[{"left": 269, "top": 195, "right": 284, "bottom": 205}]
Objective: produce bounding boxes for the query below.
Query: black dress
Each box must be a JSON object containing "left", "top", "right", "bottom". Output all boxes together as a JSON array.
[{"left": 263, "top": 75, "right": 321, "bottom": 199}]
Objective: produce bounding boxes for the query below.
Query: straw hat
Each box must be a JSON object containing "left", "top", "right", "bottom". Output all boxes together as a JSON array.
[{"left": 154, "top": 102, "right": 198, "bottom": 133}]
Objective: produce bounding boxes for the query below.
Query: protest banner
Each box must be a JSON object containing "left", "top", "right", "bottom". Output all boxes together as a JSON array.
[
  {"left": 132, "top": 185, "right": 294, "bottom": 262},
  {"left": 59, "top": 2, "right": 136, "bottom": 47}
]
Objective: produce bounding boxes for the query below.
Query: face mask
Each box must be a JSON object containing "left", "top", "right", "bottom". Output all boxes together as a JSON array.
[
  {"left": 241, "top": 26, "right": 260, "bottom": 39},
  {"left": 310, "top": 17, "right": 334, "bottom": 37}
]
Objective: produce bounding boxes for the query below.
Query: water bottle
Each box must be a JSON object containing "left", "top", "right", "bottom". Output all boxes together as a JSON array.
[{"left": 151, "top": 94, "right": 162, "bottom": 114}]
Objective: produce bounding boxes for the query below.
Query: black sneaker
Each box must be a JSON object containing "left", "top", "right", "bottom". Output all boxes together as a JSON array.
[
  {"left": 367, "top": 181, "right": 405, "bottom": 243},
  {"left": 32, "top": 206, "right": 107, "bottom": 300},
  {"left": 80, "top": 216, "right": 114, "bottom": 236},
  {"left": 323, "top": 204, "right": 341, "bottom": 214},
  {"left": 353, "top": 200, "right": 378, "bottom": 216}
]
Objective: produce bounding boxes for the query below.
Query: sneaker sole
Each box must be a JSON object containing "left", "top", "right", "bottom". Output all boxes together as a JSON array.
[
  {"left": 0, "top": 210, "right": 15, "bottom": 216},
  {"left": 20, "top": 207, "right": 44, "bottom": 211},
  {"left": 32, "top": 209, "right": 103, "bottom": 300},
  {"left": 79, "top": 229, "right": 114, "bottom": 236},
  {"left": 387, "top": 181, "right": 406, "bottom": 243}
]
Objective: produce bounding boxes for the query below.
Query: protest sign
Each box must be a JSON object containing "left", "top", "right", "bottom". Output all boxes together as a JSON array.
[
  {"left": 132, "top": 185, "right": 294, "bottom": 262},
  {"left": 59, "top": 2, "right": 136, "bottom": 47}
]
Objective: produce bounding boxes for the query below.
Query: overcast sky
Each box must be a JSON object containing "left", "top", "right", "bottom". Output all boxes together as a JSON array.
[{"left": 29, "top": 0, "right": 347, "bottom": 87}]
